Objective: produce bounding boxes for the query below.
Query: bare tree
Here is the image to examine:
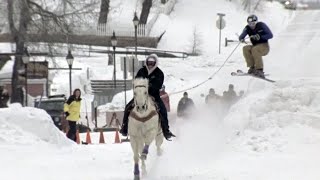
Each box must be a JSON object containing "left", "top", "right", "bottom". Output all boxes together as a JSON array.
[
  {"left": 240, "top": 0, "right": 265, "bottom": 13},
  {"left": 7, "top": 0, "right": 32, "bottom": 104},
  {"left": 189, "top": 26, "right": 202, "bottom": 56},
  {"left": 139, "top": 0, "right": 152, "bottom": 24},
  {"left": 6, "top": 0, "right": 98, "bottom": 105},
  {"left": 98, "top": 0, "right": 110, "bottom": 24}
]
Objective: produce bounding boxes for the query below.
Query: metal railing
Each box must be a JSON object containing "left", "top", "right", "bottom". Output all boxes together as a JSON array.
[{"left": 96, "top": 23, "right": 147, "bottom": 37}]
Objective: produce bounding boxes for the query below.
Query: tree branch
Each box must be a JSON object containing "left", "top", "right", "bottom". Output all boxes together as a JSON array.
[{"left": 7, "top": 0, "right": 18, "bottom": 35}]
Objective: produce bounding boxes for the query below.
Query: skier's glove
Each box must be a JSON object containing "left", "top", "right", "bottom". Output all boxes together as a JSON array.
[
  {"left": 239, "top": 38, "right": 245, "bottom": 43},
  {"left": 65, "top": 112, "right": 70, "bottom": 117},
  {"left": 250, "top": 34, "right": 260, "bottom": 41}
]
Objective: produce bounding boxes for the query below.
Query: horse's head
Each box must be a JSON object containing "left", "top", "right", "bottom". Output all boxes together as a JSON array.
[{"left": 133, "top": 78, "right": 149, "bottom": 112}]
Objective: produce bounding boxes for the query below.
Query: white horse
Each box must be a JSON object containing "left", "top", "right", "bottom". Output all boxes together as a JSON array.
[{"left": 128, "top": 78, "right": 164, "bottom": 180}]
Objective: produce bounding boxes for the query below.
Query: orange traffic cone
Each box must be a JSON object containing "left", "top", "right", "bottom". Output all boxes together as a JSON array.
[
  {"left": 114, "top": 129, "right": 121, "bottom": 144},
  {"left": 76, "top": 130, "right": 80, "bottom": 144},
  {"left": 99, "top": 130, "right": 105, "bottom": 144},
  {"left": 85, "top": 129, "right": 92, "bottom": 144}
]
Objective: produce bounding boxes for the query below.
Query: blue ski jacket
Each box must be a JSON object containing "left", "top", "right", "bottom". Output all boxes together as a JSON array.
[{"left": 239, "top": 22, "right": 273, "bottom": 46}]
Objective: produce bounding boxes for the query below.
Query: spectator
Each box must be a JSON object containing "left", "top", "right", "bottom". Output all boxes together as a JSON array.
[
  {"left": 64, "top": 89, "right": 82, "bottom": 142},
  {"left": 225, "top": 84, "right": 237, "bottom": 102},
  {"left": 0, "top": 87, "right": 9, "bottom": 108},
  {"left": 177, "top": 92, "right": 195, "bottom": 118},
  {"left": 205, "top": 88, "right": 220, "bottom": 105}
]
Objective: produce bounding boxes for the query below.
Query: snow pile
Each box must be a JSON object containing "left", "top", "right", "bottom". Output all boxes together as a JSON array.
[
  {"left": 224, "top": 79, "right": 320, "bottom": 153},
  {"left": 0, "top": 104, "right": 73, "bottom": 146},
  {"left": 98, "top": 90, "right": 133, "bottom": 112}
]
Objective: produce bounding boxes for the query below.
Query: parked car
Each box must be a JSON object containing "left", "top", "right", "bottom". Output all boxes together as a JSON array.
[{"left": 34, "top": 94, "right": 68, "bottom": 131}]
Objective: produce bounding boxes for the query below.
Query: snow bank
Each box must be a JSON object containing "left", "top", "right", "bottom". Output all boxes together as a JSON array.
[
  {"left": 224, "top": 79, "right": 320, "bottom": 152},
  {"left": 0, "top": 104, "right": 73, "bottom": 146}
]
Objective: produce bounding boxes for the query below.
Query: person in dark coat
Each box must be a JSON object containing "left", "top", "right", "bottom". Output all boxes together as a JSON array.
[
  {"left": 205, "top": 88, "right": 220, "bottom": 105},
  {"left": 177, "top": 92, "right": 195, "bottom": 118},
  {"left": 239, "top": 14, "right": 273, "bottom": 78},
  {"left": 0, "top": 87, "right": 9, "bottom": 108},
  {"left": 225, "top": 84, "right": 237, "bottom": 101},
  {"left": 120, "top": 54, "right": 175, "bottom": 140}
]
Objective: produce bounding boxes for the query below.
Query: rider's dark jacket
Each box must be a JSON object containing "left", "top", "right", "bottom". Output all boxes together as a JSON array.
[{"left": 135, "top": 55, "right": 164, "bottom": 101}]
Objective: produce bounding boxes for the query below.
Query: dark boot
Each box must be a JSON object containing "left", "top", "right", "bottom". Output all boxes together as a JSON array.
[
  {"left": 156, "top": 98, "right": 176, "bottom": 141},
  {"left": 247, "top": 67, "right": 255, "bottom": 74},
  {"left": 254, "top": 69, "right": 265, "bottom": 78},
  {"left": 120, "top": 99, "right": 134, "bottom": 136}
]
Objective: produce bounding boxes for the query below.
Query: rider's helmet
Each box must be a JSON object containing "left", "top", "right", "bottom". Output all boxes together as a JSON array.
[{"left": 247, "top": 14, "right": 258, "bottom": 28}]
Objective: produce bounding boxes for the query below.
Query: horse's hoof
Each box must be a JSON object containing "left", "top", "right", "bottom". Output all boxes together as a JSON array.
[
  {"left": 140, "top": 153, "right": 147, "bottom": 160},
  {"left": 134, "top": 175, "right": 140, "bottom": 180},
  {"left": 157, "top": 148, "right": 163, "bottom": 156}
]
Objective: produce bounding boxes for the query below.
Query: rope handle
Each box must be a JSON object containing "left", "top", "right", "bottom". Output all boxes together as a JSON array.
[{"left": 165, "top": 41, "right": 242, "bottom": 97}]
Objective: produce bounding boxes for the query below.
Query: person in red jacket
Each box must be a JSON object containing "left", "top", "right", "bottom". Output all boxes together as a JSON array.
[{"left": 160, "top": 85, "right": 170, "bottom": 112}]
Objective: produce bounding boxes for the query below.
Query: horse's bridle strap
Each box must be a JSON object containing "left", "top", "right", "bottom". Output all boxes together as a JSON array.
[{"left": 130, "top": 110, "right": 157, "bottom": 123}]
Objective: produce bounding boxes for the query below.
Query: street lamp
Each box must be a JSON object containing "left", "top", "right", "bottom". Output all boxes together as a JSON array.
[
  {"left": 133, "top": 12, "right": 139, "bottom": 77},
  {"left": 66, "top": 50, "right": 74, "bottom": 96},
  {"left": 22, "top": 47, "right": 30, "bottom": 106},
  {"left": 111, "top": 31, "right": 118, "bottom": 88}
]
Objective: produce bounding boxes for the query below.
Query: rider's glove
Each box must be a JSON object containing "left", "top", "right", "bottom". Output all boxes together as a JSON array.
[{"left": 250, "top": 34, "right": 260, "bottom": 41}]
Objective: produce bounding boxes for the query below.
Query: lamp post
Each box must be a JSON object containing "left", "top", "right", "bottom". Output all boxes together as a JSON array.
[
  {"left": 133, "top": 12, "right": 139, "bottom": 77},
  {"left": 111, "top": 31, "right": 118, "bottom": 88},
  {"left": 22, "top": 47, "right": 30, "bottom": 106},
  {"left": 66, "top": 50, "right": 74, "bottom": 96}
]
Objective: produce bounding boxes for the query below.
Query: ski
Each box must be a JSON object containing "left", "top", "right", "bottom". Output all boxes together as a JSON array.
[{"left": 231, "top": 69, "right": 275, "bottom": 83}]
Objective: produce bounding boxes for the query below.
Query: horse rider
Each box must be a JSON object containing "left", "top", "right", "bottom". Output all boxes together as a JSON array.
[{"left": 120, "top": 54, "right": 176, "bottom": 140}]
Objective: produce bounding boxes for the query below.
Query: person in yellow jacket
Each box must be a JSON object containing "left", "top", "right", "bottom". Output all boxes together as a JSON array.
[{"left": 64, "top": 89, "right": 82, "bottom": 142}]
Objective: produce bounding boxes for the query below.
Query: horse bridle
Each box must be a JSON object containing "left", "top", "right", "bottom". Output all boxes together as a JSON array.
[{"left": 134, "top": 85, "right": 148, "bottom": 111}]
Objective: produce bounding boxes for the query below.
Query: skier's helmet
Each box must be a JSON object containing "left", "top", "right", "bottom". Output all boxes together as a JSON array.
[{"left": 247, "top": 14, "right": 258, "bottom": 24}]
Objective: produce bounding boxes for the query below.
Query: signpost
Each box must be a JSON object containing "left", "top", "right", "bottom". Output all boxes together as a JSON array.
[{"left": 216, "top": 13, "right": 226, "bottom": 54}]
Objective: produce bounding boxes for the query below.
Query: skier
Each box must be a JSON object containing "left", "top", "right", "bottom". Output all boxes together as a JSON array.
[{"left": 239, "top": 14, "right": 273, "bottom": 78}]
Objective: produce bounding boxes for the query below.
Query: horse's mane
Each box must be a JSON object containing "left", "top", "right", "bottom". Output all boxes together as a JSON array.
[{"left": 134, "top": 78, "right": 149, "bottom": 89}]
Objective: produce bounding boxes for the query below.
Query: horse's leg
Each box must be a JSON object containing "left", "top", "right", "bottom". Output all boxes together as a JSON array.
[
  {"left": 155, "top": 131, "right": 164, "bottom": 156},
  {"left": 130, "top": 136, "right": 140, "bottom": 180},
  {"left": 140, "top": 144, "right": 149, "bottom": 160},
  {"left": 134, "top": 163, "right": 140, "bottom": 180},
  {"left": 136, "top": 136, "right": 147, "bottom": 176},
  {"left": 140, "top": 122, "right": 157, "bottom": 175},
  {"left": 141, "top": 157, "right": 146, "bottom": 176},
  {"left": 141, "top": 127, "right": 156, "bottom": 160}
]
